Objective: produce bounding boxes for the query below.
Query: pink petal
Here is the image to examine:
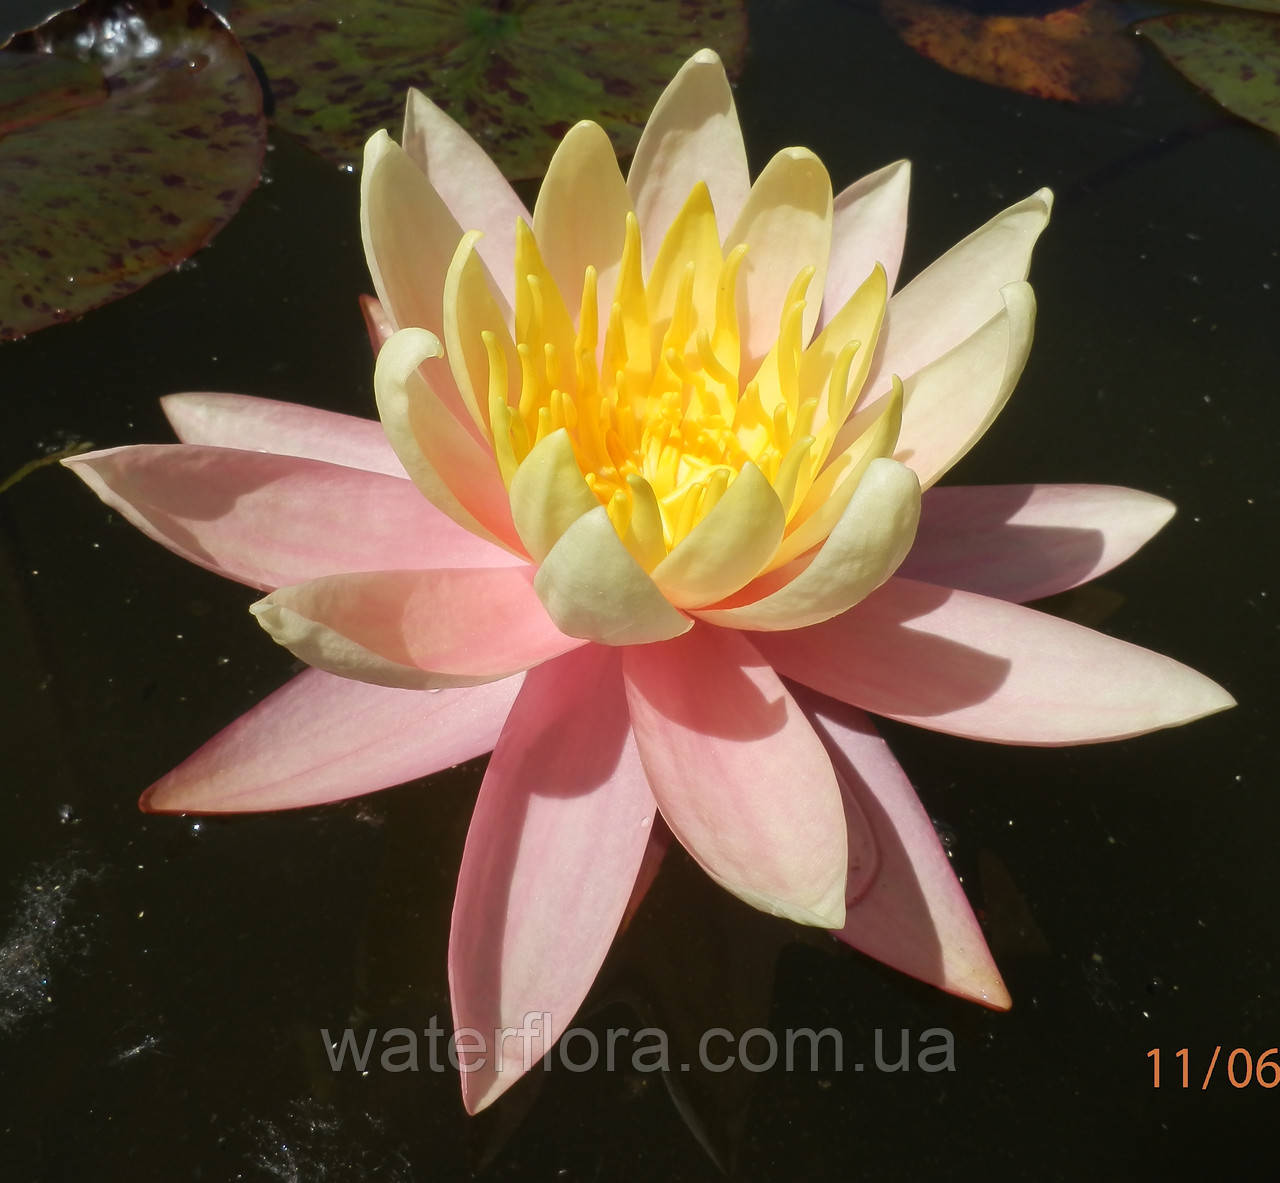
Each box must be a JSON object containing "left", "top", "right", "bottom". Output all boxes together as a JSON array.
[
  {"left": 449, "top": 646, "right": 656, "bottom": 1113},
  {"left": 820, "top": 159, "right": 911, "bottom": 326},
  {"left": 359, "top": 294, "right": 396, "bottom": 355},
  {"left": 253, "top": 567, "right": 583, "bottom": 690},
  {"left": 532, "top": 120, "right": 632, "bottom": 341},
  {"left": 898, "top": 484, "right": 1177, "bottom": 602},
  {"left": 758, "top": 577, "right": 1235, "bottom": 745},
  {"left": 621, "top": 822, "right": 673, "bottom": 933},
  {"left": 796, "top": 686, "right": 1011, "bottom": 1009},
  {"left": 160, "top": 393, "right": 403, "bottom": 477},
  {"left": 64, "top": 445, "right": 514, "bottom": 592},
  {"left": 622, "top": 625, "right": 847, "bottom": 928},
  {"left": 142, "top": 668, "right": 520, "bottom": 814}
]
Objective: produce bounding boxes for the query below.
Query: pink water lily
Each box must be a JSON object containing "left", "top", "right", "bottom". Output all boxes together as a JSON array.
[{"left": 66, "top": 50, "right": 1232, "bottom": 1113}]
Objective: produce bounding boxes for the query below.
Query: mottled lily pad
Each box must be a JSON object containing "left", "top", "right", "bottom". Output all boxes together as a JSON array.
[
  {"left": 1138, "top": 11, "right": 1280, "bottom": 136},
  {"left": 230, "top": 0, "right": 748, "bottom": 179},
  {"left": 881, "top": 0, "right": 1140, "bottom": 104},
  {"left": 0, "top": 0, "right": 267, "bottom": 342}
]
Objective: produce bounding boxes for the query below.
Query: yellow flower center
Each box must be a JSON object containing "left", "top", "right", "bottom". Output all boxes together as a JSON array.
[{"left": 481, "top": 182, "right": 890, "bottom": 569}]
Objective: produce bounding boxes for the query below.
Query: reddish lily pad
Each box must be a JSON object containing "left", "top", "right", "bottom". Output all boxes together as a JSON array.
[
  {"left": 1137, "top": 11, "right": 1280, "bottom": 136},
  {"left": 880, "top": 0, "right": 1141, "bottom": 104},
  {"left": 0, "top": 0, "right": 267, "bottom": 342},
  {"left": 229, "top": 0, "right": 748, "bottom": 179}
]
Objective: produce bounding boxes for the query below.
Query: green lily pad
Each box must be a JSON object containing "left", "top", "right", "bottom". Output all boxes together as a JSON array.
[
  {"left": 1137, "top": 11, "right": 1280, "bottom": 136},
  {"left": 230, "top": 0, "right": 748, "bottom": 179},
  {"left": 0, "top": 0, "right": 267, "bottom": 342}
]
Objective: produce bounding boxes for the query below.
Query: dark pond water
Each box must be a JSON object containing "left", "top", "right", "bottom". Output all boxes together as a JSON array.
[{"left": 2, "top": 0, "right": 1276, "bottom": 1178}]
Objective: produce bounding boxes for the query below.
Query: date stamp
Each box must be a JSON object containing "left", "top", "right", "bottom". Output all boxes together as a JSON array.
[{"left": 1147, "top": 1047, "right": 1280, "bottom": 1090}]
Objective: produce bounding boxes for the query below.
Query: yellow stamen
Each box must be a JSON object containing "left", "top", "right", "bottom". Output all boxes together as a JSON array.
[{"left": 467, "top": 184, "right": 888, "bottom": 559}]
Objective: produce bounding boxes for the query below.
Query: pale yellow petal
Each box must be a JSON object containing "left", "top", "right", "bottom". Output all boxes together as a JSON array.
[
  {"left": 508, "top": 428, "right": 600, "bottom": 562},
  {"left": 533, "top": 120, "right": 632, "bottom": 335},
  {"left": 695, "top": 458, "right": 920, "bottom": 631},
  {"left": 534, "top": 506, "right": 692, "bottom": 645},
  {"left": 724, "top": 147, "right": 834, "bottom": 367},
  {"left": 444, "top": 231, "right": 518, "bottom": 435},
  {"left": 374, "top": 328, "right": 523, "bottom": 555},
  {"left": 896, "top": 282, "right": 1036, "bottom": 490},
  {"left": 650, "top": 463, "right": 785, "bottom": 608},
  {"left": 773, "top": 383, "right": 902, "bottom": 569}
]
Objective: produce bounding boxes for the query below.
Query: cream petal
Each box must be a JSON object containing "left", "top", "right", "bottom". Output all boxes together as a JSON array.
[
  {"left": 821, "top": 159, "right": 911, "bottom": 324},
  {"left": 890, "top": 281, "right": 1036, "bottom": 488},
  {"left": 862, "top": 189, "right": 1052, "bottom": 402},
  {"left": 508, "top": 428, "right": 600, "bottom": 563},
  {"left": 402, "top": 87, "right": 530, "bottom": 308},
  {"left": 374, "top": 327, "right": 523, "bottom": 555},
  {"left": 533, "top": 120, "right": 632, "bottom": 334},
  {"left": 695, "top": 457, "right": 919, "bottom": 631},
  {"left": 627, "top": 48, "right": 750, "bottom": 254},
  {"left": 534, "top": 505, "right": 691, "bottom": 645},
  {"left": 361, "top": 131, "right": 483, "bottom": 437},
  {"left": 649, "top": 463, "right": 785, "bottom": 608},
  {"left": 443, "top": 230, "right": 518, "bottom": 435}
]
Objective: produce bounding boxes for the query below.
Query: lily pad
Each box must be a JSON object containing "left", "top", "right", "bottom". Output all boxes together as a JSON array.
[
  {"left": 1137, "top": 11, "right": 1280, "bottom": 136},
  {"left": 880, "top": 0, "right": 1141, "bottom": 104},
  {"left": 229, "top": 0, "right": 748, "bottom": 179},
  {"left": 0, "top": 0, "right": 267, "bottom": 342}
]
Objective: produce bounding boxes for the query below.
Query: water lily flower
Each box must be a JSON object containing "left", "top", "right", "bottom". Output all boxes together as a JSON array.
[{"left": 66, "top": 49, "right": 1232, "bottom": 1113}]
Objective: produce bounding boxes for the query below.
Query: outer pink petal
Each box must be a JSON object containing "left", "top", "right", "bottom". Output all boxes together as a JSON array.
[
  {"left": 795, "top": 686, "right": 1011, "bottom": 1009},
  {"left": 758, "top": 577, "right": 1235, "bottom": 745},
  {"left": 622, "top": 625, "right": 848, "bottom": 928},
  {"left": 449, "top": 646, "right": 656, "bottom": 1113},
  {"left": 252, "top": 567, "right": 583, "bottom": 690},
  {"left": 820, "top": 159, "right": 911, "bottom": 326},
  {"left": 142, "top": 668, "right": 520, "bottom": 814},
  {"left": 401, "top": 88, "right": 529, "bottom": 308},
  {"left": 64, "top": 445, "right": 516, "bottom": 592},
  {"left": 898, "top": 484, "right": 1177, "bottom": 603},
  {"left": 160, "top": 393, "right": 403, "bottom": 477}
]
